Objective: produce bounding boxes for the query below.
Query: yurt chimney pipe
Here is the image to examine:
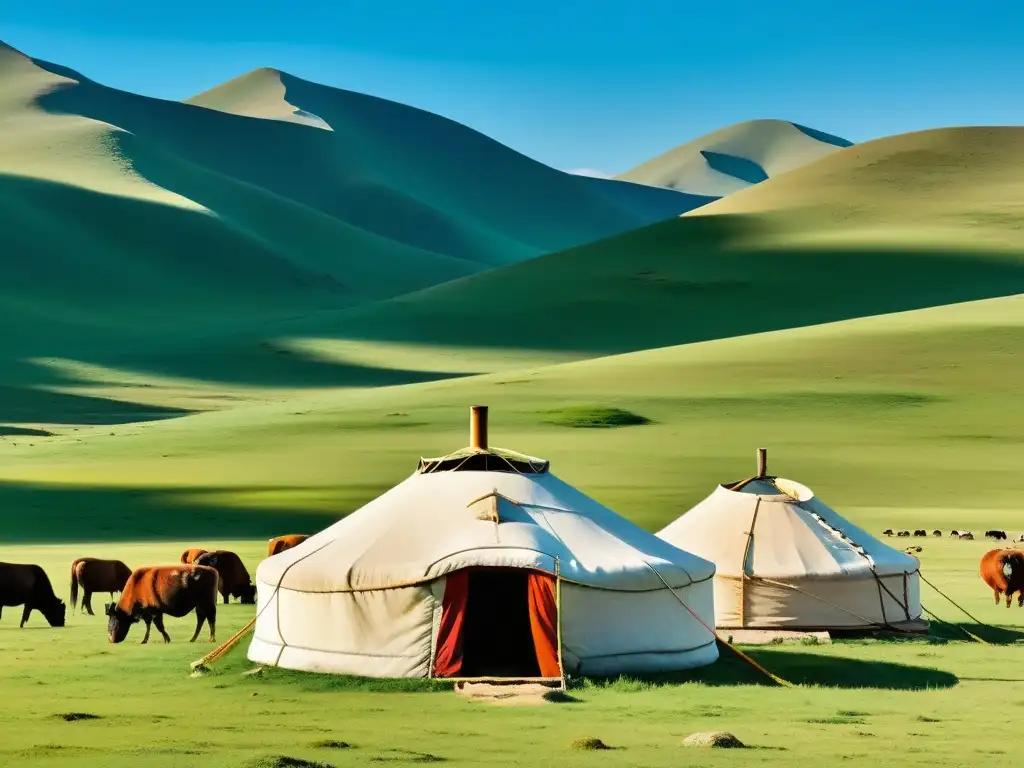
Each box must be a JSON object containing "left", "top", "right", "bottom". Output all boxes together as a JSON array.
[
  {"left": 757, "top": 447, "right": 767, "bottom": 478},
  {"left": 470, "top": 406, "right": 489, "bottom": 451}
]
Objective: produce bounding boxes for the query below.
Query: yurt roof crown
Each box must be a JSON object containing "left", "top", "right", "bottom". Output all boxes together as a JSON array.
[{"left": 417, "top": 405, "right": 550, "bottom": 475}]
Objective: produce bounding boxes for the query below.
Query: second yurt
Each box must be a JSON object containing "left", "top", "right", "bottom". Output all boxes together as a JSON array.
[
  {"left": 657, "top": 449, "right": 925, "bottom": 632},
  {"left": 249, "top": 406, "right": 720, "bottom": 679}
]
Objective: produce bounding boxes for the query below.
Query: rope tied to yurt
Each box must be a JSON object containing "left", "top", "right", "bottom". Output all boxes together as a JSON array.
[
  {"left": 752, "top": 576, "right": 918, "bottom": 636},
  {"left": 192, "top": 536, "right": 337, "bottom": 672},
  {"left": 643, "top": 563, "right": 793, "bottom": 688},
  {"left": 920, "top": 602, "right": 989, "bottom": 645},
  {"left": 917, "top": 571, "right": 995, "bottom": 644},
  {"left": 800, "top": 505, "right": 917, "bottom": 624}
]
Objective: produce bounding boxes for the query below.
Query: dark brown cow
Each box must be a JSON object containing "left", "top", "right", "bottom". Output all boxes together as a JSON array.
[
  {"left": 0, "top": 563, "right": 66, "bottom": 627},
  {"left": 960, "top": 532, "right": 975, "bottom": 540},
  {"left": 933, "top": 530, "right": 942, "bottom": 537},
  {"left": 180, "top": 548, "right": 208, "bottom": 565},
  {"left": 194, "top": 550, "right": 256, "bottom": 604},
  {"left": 883, "top": 529, "right": 894, "bottom": 537},
  {"left": 105, "top": 565, "right": 218, "bottom": 644},
  {"left": 70, "top": 558, "right": 132, "bottom": 615},
  {"left": 980, "top": 549, "right": 1024, "bottom": 608},
  {"left": 268, "top": 534, "right": 309, "bottom": 556}
]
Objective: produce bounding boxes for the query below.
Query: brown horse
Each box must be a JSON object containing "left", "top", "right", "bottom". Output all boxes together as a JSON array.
[
  {"left": 268, "top": 534, "right": 309, "bottom": 556},
  {"left": 106, "top": 565, "right": 219, "bottom": 644},
  {"left": 194, "top": 550, "right": 256, "bottom": 604},
  {"left": 179, "top": 548, "right": 208, "bottom": 565},
  {"left": 70, "top": 558, "right": 132, "bottom": 615},
  {"left": 0, "top": 563, "right": 66, "bottom": 627}
]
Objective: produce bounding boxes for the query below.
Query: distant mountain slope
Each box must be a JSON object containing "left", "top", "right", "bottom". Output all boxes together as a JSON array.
[
  {"left": 616, "top": 119, "right": 852, "bottom": 197},
  {"left": 184, "top": 66, "right": 707, "bottom": 249},
  {"left": 0, "top": 41, "right": 706, "bottom": 377},
  {"left": 302, "top": 127, "right": 1024, "bottom": 361},
  {"left": 693, "top": 126, "right": 1024, "bottom": 239}
]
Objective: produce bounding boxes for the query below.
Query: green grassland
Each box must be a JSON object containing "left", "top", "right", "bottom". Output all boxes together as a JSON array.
[
  {"left": 0, "top": 537, "right": 1020, "bottom": 768},
  {"left": 2, "top": 40, "right": 1024, "bottom": 768}
]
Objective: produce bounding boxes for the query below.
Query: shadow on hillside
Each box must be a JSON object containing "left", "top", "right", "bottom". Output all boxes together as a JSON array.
[
  {"left": 312, "top": 213, "right": 1024, "bottom": 358},
  {"left": 582, "top": 646, "right": 958, "bottom": 690},
  {"left": 0, "top": 480, "right": 382, "bottom": 543},
  {"left": 102, "top": 340, "right": 471, "bottom": 390},
  {"left": 701, "top": 149, "right": 768, "bottom": 184},
  {"left": 0, "top": 383, "right": 191, "bottom": 427}
]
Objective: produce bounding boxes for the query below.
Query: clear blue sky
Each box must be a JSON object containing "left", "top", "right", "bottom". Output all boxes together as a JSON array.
[{"left": 6, "top": 1, "right": 1024, "bottom": 174}]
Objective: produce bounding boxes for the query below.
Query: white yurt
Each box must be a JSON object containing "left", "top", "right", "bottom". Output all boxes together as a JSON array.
[
  {"left": 657, "top": 449, "right": 925, "bottom": 632},
  {"left": 248, "top": 407, "right": 719, "bottom": 679}
]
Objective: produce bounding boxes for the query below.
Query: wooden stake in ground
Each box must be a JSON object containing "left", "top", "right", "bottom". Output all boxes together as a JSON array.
[{"left": 191, "top": 617, "right": 256, "bottom": 670}]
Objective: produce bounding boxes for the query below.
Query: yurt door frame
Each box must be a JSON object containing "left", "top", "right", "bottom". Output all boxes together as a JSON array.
[{"left": 432, "top": 562, "right": 565, "bottom": 686}]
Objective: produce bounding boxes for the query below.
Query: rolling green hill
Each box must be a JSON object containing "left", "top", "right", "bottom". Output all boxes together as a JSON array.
[
  {"left": 0, "top": 40, "right": 707, "bottom": 416},
  {"left": 279, "top": 127, "right": 1024, "bottom": 365},
  {"left": 616, "top": 119, "right": 852, "bottom": 196},
  {"left": 2, "top": 293, "right": 1020, "bottom": 539}
]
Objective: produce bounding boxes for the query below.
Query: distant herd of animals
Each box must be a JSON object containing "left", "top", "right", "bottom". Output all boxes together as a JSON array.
[
  {"left": 882, "top": 528, "right": 1023, "bottom": 542},
  {"left": 0, "top": 533, "right": 309, "bottom": 641}
]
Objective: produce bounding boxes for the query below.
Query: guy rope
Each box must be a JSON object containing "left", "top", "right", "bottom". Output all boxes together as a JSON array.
[{"left": 644, "top": 562, "right": 793, "bottom": 688}]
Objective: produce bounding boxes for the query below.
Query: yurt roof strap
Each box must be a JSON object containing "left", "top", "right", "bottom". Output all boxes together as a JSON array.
[{"left": 417, "top": 406, "right": 550, "bottom": 474}]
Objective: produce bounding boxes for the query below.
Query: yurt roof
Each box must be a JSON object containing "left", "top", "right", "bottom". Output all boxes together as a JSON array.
[
  {"left": 657, "top": 451, "right": 918, "bottom": 580},
  {"left": 256, "top": 407, "right": 715, "bottom": 594},
  {"left": 417, "top": 445, "right": 550, "bottom": 474}
]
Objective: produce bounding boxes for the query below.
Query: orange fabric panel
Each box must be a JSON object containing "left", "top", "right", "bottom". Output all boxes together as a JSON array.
[
  {"left": 527, "top": 572, "right": 561, "bottom": 677},
  {"left": 433, "top": 570, "right": 469, "bottom": 677}
]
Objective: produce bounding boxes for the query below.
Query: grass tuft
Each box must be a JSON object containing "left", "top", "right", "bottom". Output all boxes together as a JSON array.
[
  {"left": 246, "top": 758, "right": 335, "bottom": 768},
  {"left": 571, "top": 737, "right": 611, "bottom": 750},
  {"left": 541, "top": 405, "right": 651, "bottom": 428},
  {"left": 311, "top": 740, "right": 352, "bottom": 750}
]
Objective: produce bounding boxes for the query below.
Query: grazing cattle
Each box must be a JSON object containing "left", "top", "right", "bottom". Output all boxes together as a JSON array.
[
  {"left": 950, "top": 530, "right": 961, "bottom": 538},
  {"left": 1018, "top": 535, "right": 1024, "bottom": 543},
  {"left": 980, "top": 549, "right": 1024, "bottom": 608},
  {"left": 960, "top": 532, "right": 975, "bottom": 540},
  {"left": 105, "top": 565, "right": 218, "bottom": 644},
  {"left": 268, "top": 534, "right": 309, "bottom": 557},
  {"left": 932, "top": 530, "right": 942, "bottom": 537},
  {"left": 70, "top": 558, "right": 132, "bottom": 615},
  {"left": 985, "top": 530, "right": 1008, "bottom": 541},
  {"left": 194, "top": 550, "right": 256, "bottom": 604},
  {"left": 897, "top": 530, "right": 910, "bottom": 538},
  {"left": 180, "top": 548, "right": 208, "bottom": 565},
  {"left": 913, "top": 529, "right": 927, "bottom": 537},
  {"left": 0, "top": 563, "right": 66, "bottom": 627},
  {"left": 883, "top": 529, "right": 894, "bottom": 537}
]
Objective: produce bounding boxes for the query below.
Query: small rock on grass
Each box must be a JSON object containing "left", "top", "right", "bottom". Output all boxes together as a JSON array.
[{"left": 682, "top": 731, "right": 745, "bottom": 748}]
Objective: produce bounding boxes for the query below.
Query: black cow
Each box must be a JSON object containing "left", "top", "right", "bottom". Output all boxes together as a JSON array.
[
  {"left": 883, "top": 529, "right": 894, "bottom": 537},
  {"left": 0, "top": 563, "right": 67, "bottom": 627},
  {"left": 985, "top": 530, "right": 1008, "bottom": 541}
]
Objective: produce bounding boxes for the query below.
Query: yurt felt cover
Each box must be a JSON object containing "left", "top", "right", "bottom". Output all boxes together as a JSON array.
[
  {"left": 657, "top": 476, "right": 922, "bottom": 630},
  {"left": 250, "top": 467, "right": 719, "bottom": 677}
]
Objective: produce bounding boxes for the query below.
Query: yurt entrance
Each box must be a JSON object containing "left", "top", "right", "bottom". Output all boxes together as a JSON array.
[{"left": 433, "top": 567, "right": 562, "bottom": 680}]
